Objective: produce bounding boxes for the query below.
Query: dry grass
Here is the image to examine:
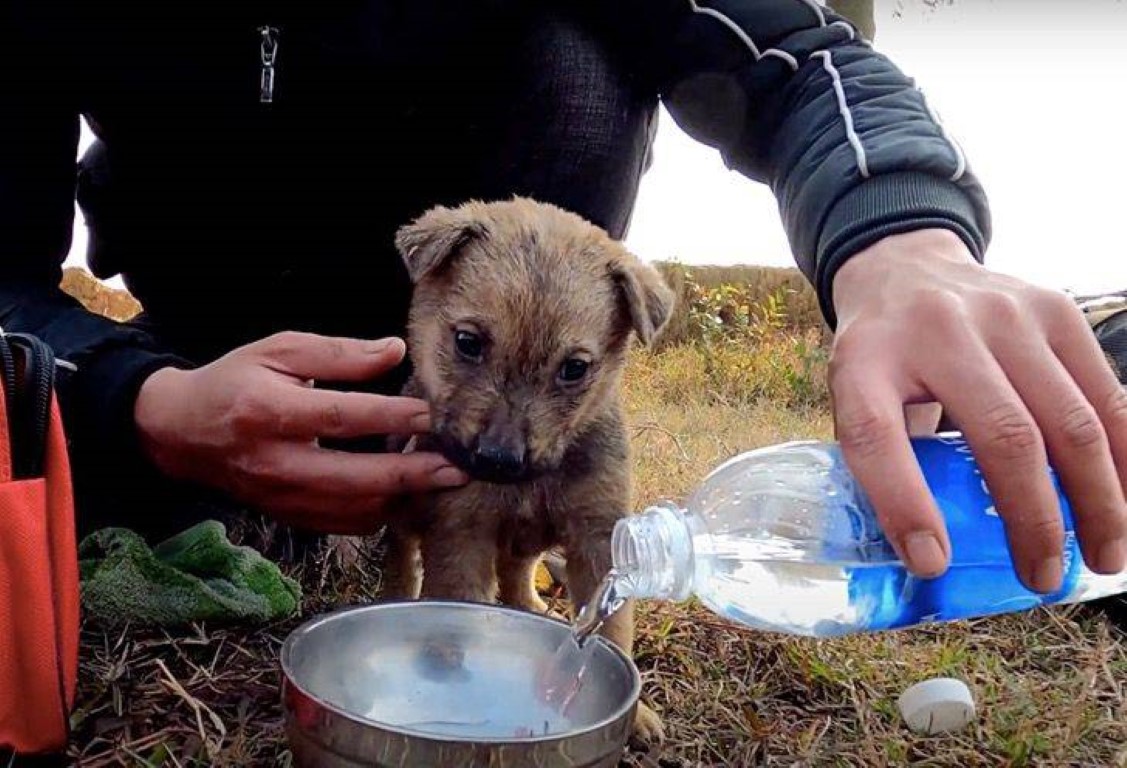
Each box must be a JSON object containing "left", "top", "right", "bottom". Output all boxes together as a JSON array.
[
  {"left": 61, "top": 268, "right": 141, "bottom": 322},
  {"left": 626, "top": 601, "right": 1126, "bottom": 767},
  {"left": 69, "top": 563, "right": 388, "bottom": 767},
  {"left": 653, "top": 261, "right": 827, "bottom": 348},
  {"left": 59, "top": 269, "right": 1127, "bottom": 766}
]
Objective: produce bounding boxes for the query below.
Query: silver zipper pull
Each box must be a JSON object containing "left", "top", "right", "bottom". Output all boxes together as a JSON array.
[{"left": 258, "top": 25, "right": 279, "bottom": 104}]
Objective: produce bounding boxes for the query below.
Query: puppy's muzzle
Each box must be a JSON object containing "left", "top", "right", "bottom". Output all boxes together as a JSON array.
[
  {"left": 435, "top": 420, "right": 536, "bottom": 484},
  {"left": 469, "top": 434, "right": 527, "bottom": 483}
]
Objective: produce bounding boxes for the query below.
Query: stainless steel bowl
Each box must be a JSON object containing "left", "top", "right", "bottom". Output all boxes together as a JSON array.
[{"left": 280, "top": 601, "right": 640, "bottom": 767}]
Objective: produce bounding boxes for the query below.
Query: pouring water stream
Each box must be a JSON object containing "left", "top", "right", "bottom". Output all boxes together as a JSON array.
[{"left": 537, "top": 569, "right": 631, "bottom": 714}]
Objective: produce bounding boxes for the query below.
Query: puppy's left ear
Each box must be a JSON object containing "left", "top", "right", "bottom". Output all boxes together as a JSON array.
[
  {"left": 395, "top": 203, "right": 490, "bottom": 283},
  {"left": 609, "top": 247, "right": 676, "bottom": 347}
]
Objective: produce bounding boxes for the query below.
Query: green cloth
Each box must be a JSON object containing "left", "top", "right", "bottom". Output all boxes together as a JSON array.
[{"left": 78, "top": 520, "right": 302, "bottom": 627}]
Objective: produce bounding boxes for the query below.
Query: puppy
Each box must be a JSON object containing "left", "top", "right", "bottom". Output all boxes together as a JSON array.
[{"left": 381, "top": 197, "right": 673, "bottom": 742}]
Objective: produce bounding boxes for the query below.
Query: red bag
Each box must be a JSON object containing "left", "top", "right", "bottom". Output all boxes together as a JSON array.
[{"left": 0, "top": 332, "right": 80, "bottom": 757}]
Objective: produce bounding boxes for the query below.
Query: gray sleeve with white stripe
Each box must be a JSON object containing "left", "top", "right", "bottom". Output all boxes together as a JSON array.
[{"left": 579, "top": 0, "right": 992, "bottom": 326}]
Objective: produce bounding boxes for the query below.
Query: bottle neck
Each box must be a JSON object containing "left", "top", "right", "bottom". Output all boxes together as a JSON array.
[{"left": 611, "top": 502, "right": 696, "bottom": 601}]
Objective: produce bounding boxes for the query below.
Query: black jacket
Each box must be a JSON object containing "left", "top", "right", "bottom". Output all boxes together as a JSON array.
[{"left": 1, "top": 0, "right": 990, "bottom": 517}]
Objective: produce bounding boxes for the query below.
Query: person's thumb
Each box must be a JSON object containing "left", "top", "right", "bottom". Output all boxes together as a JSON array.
[{"left": 249, "top": 331, "right": 407, "bottom": 381}]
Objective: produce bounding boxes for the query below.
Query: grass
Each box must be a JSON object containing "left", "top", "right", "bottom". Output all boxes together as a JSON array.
[
  {"left": 652, "top": 261, "right": 827, "bottom": 347},
  {"left": 59, "top": 268, "right": 1127, "bottom": 766}
]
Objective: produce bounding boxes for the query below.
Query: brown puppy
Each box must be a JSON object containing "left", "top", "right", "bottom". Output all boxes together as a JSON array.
[{"left": 382, "top": 197, "right": 672, "bottom": 742}]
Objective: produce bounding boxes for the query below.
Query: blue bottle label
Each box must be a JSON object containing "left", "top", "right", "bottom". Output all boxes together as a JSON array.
[{"left": 845, "top": 434, "right": 1084, "bottom": 631}]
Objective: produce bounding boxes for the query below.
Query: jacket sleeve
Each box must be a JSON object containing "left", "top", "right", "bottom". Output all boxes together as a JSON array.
[
  {"left": 1, "top": 8, "right": 192, "bottom": 496},
  {"left": 579, "top": 0, "right": 992, "bottom": 326}
]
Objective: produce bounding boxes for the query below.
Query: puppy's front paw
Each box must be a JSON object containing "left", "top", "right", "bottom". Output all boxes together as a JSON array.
[
  {"left": 518, "top": 593, "right": 552, "bottom": 615},
  {"left": 631, "top": 701, "right": 665, "bottom": 744},
  {"left": 326, "top": 534, "right": 368, "bottom": 570},
  {"left": 513, "top": 594, "right": 572, "bottom": 624}
]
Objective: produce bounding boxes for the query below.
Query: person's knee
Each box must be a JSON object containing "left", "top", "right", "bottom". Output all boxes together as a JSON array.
[
  {"left": 505, "top": 13, "right": 659, "bottom": 238},
  {"left": 526, "top": 15, "right": 655, "bottom": 151}
]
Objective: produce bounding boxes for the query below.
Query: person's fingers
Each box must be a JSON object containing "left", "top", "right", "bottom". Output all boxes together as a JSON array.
[
  {"left": 1036, "top": 291, "right": 1127, "bottom": 573},
  {"left": 1016, "top": 352, "right": 1126, "bottom": 576},
  {"left": 271, "top": 388, "right": 433, "bottom": 439},
  {"left": 249, "top": 331, "right": 407, "bottom": 381},
  {"left": 925, "top": 333, "right": 1065, "bottom": 593},
  {"left": 830, "top": 335, "right": 951, "bottom": 578},
  {"left": 271, "top": 444, "right": 468, "bottom": 498},
  {"left": 232, "top": 445, "right": 469, "bottom": 533}
]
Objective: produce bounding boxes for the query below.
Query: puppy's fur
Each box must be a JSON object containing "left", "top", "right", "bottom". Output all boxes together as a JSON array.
[{"left": 382, "top": 197, "right": 673, "bottom": 741}]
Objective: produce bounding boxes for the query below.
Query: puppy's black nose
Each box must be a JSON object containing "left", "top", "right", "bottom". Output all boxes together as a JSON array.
[{"left": 471, "top": 437, "right": 527, "bottom": 482}]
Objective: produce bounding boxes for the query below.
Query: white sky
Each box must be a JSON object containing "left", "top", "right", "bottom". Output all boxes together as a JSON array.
[
  {"left": 624, "top": 0, "right": 1127, "bottom": 296},
  {"left": 67, "top": 0, "right": 1127, "bottom": 296}
]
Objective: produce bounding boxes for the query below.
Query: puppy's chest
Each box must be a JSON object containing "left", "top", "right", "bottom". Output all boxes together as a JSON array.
[
  {"left": 496, "top": 484, "right": 562, "bottom": 559},
  {"left": 426, "top": 481, "right": 562, "bottom": 557}
]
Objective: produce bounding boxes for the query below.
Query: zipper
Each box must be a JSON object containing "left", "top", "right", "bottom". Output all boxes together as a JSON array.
[
  {"left": 0, "top": 333, "right": 15, "bottom": 427},
  {"left": 0, "top": 333, "right": 16, "bottom": 480},
  {"left": 3, "top": 333, "right": 55, "bottom": 479},
  {"left": 258, "top": 25, "right": 280, "bottom": 104}
]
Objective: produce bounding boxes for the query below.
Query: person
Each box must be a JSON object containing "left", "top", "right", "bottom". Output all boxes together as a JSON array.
[{"left": 3, "top": 1, "right": 1124, "bottom": 597}]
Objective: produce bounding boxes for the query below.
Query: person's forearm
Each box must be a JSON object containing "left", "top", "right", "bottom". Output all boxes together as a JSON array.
[{"left": 574, "top": 0, "right": 991, "bottom": 325}]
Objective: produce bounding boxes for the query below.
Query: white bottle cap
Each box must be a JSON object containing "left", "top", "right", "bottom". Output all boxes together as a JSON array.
[{"left": 897, "top": 677, "right": 976, "bottom": 734}]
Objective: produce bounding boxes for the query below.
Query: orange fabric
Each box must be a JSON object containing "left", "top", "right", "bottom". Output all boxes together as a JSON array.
[{"left": 0, "top": 394, "right": 79, "bottom": 754}]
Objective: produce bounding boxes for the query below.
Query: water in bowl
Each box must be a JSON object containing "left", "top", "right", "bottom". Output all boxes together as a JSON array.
[
  {"left": 364, "top": 623, "right": 584, "bottom": 740},
  {"left": 382, "top": 658, "right": 576, "bottom": 739},
  {"left": 354, "top": 574, "right": 632, "bottom": 739}
]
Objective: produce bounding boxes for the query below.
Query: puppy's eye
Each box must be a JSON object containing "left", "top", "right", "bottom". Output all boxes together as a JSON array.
[
  {"left": 558, "top": 358, "right": 590, "bottom": 384},
  {"left": 454, "top": 330, "right": 484, "bottom": 361}
]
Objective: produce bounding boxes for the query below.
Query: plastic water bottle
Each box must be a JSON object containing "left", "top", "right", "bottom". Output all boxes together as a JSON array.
[{"left": 610, "top": 433, "right": 1127, "bottom": 637}]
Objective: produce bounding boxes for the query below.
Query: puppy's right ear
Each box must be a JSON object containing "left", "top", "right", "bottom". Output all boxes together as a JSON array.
[
  {"left": 609, "top": 247, "right": 676, "bottom": 347},
  {"left": 395, "top": 203, "right": 489, "bottom": 283}
]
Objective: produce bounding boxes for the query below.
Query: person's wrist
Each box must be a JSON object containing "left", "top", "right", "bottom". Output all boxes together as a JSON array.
[
  {"left": 133, "top": 365, "right": 192, "bottom": 477},
  {"left": 831, "top": 228, "right": 976, "bottom": 317}
]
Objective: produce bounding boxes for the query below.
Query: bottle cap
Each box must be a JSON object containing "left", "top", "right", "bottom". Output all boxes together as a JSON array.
[{"left": 897, "top": 677, "right": 976, "bottom": 734}]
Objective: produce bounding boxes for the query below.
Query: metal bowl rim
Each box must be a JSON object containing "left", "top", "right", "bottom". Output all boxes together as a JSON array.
[{"left": 279, "top": 599, "right": 642, "bottom": 745}]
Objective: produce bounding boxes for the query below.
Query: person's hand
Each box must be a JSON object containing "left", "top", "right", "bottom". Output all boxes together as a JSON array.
[
  {"left": 133, "top": 331, "right": 468, "bottom": 534},
  {"left": 830, "top": 228, "right": 1127, "bottom": 593}
]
